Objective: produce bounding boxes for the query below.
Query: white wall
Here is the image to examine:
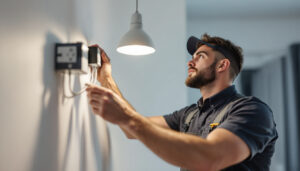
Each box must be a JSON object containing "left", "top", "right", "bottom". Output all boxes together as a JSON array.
[
  {"left": 0, "top": 0, "right": 187, "bottom": 171},
  {"left": 0, "top": 0, "right": 111, "bottom": 170},
  {"left": 91, "top": 0, "right": 187, "bottom": 170}
]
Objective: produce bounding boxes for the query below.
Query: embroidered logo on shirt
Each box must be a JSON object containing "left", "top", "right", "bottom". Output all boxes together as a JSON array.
[{"left": 209, "top": 123, "right": 219, "bottom": 129}]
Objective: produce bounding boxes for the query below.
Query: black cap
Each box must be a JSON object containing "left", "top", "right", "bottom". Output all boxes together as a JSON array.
[
  {"left": 186, "top": 36, "right": 240, "bottom": 72},
  {"left": 187, "top": 36, "right": 201, "bottom": 56}
]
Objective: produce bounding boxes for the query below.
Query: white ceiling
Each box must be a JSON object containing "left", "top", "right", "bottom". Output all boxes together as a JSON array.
[{"left": 187, "top": 0, "right": 300, "bottom": 18}]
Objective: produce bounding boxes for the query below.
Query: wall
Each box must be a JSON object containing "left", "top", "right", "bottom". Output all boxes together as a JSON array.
[
  {"left": 0, "top": 0, "right": 111, "bottom": 170},
  {"left": 0, "top": 0, "right": 187, "bottom": 171},
  {"left": 186, "top": 16, "right": 300, "bottom": 103},
  {"left": 91, "top": 0, "right": 187, "bottom": 170},
  {"left": 188, "top": 16, "right": 300, "bottom": 68},
  {"left": 251, "top": 57, "right": 287, "bottom": 171}
]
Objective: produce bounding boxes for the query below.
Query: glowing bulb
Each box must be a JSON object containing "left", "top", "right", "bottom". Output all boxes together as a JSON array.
[{"left": 117, "top": 45, "right": 155, "bottom": 56}]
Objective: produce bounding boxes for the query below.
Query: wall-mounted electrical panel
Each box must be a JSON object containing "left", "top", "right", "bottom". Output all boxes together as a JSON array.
[
  {"left": 55, "top": 42, "right": 88, "bottom": 74},
  {"left": 55, "top": 42, "right": 103, "bottom": 98}
]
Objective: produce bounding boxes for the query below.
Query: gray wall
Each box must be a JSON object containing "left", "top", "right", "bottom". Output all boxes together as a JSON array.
[
  {"left": 251, "top": 57, "right": 287, "bottom": 171},
  {"left": 0, "top": 0, "right": 187, "bottom": 171}
]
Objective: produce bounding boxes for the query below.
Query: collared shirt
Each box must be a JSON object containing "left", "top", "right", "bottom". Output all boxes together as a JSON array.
[{"left": 163, "top": 85, "right": 278, "bottom": 171}]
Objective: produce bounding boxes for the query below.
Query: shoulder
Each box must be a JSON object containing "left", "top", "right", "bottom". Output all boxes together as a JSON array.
[
  {"left": 219, "top": 95, "right": 278, "bottom": 159},
  {"left": 227, "top": 95, "right": 275, "bottom": 128},
  {"left": 231, "top": 96, "right": 272, "bottom": 115}
]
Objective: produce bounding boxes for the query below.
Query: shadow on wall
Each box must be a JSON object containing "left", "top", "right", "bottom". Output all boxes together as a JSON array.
[
  {"left": 90, "top": 109, "right": 112, "bottom": 171},
  {"left": 30, "top": 32, "right": 60, "bottom": 171},
  {"left": 30, "top": 30, "right": 112, "bottom": 171}
]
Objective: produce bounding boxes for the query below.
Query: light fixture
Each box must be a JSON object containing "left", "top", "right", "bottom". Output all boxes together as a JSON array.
[{"left": 117, "top": 0, "right": 155, "bottom": 56}]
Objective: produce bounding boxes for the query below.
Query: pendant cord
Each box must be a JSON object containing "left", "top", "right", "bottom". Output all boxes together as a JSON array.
[{"left": 136, "top": 0, "right": 138, "bottom": 12}]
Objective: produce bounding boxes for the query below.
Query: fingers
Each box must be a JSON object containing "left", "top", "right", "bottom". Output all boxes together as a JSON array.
[
  {"left": 89, "top": 99, "right": 100, "bottom": 106},
  {"left": 100, "top": 48, "right": 111, "bottom": 64},
  {"left": 86, "top": 84, "right": 112, "bottom": 115},
  {"left": 91, "top": 106, "right": 101, "bottom": 114},
  {"left": 85, "top": 83, "right": 109, "bottom": 94},
  {"left": 88, "top": 44, "right": 111, "bottom": 64},
  {"left": 86, "top": 89, "right": 102, "bottom": 114}
]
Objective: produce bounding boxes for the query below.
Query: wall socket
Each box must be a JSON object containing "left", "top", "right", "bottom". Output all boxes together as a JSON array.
[{"left": 55, "top": 42, "right": 88, "bottom": 74}]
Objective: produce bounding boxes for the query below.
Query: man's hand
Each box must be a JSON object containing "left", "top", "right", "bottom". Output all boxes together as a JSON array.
[
  {"left": 88, "top": 44, "right": 112, "bottom": 84},
  {"left": 86, "top": 84, "right": 134, "bottom": 126}
]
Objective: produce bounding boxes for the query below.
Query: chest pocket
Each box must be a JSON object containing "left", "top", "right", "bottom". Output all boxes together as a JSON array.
[{"left": 182, "top": 98, "right": 241, "bottom": 136}]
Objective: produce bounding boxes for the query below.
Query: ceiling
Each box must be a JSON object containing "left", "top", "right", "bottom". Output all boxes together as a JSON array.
[{"left": 187, "top": 0, "right": 300, "bottom": 19}]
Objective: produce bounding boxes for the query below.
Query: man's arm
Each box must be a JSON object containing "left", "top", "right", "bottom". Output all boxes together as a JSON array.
[
  {"left": 121, "top": 113, "right": 250, "bottom": 170},
  {"left": 89, "top": 45, "right": 170, "bottom": 139},
  {"left": 86, "top": 85, "right": 250, "bottom": 171},
  {"left": 123, "top": 116, "right": 170, "bottom": 139}
]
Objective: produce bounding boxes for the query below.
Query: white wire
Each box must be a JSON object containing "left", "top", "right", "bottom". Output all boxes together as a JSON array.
[
  {"left": 63, "top": 67, "right": 98, "bottom": 98},
  {"left": 90, "top": 65, "right": 98, "bottom": 84},
  {"left": 63, "top": 70, "right": 87, "bottom": 98}
]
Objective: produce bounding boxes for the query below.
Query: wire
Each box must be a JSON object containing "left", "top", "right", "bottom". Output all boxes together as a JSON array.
[
  {"left": 90, "top": 65, "right": 98, "bottom": 84},
  {"left": 62, "top": 66, "right": 99, "bottom": 98},
  {"left": 63, "top": 70, "right": 87, "bottom": 98},
  {"left": 136, "top": 0, "right": 138, "bottom": 12}
]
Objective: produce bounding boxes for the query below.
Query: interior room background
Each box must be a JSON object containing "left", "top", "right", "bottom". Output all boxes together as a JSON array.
[{"left": 0, "top": 0, "right": 299, "bottom": 171}]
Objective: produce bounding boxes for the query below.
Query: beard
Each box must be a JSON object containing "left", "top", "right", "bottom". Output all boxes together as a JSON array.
[{"left": 185, "top": 60, "right": 217, "bottom": 88}]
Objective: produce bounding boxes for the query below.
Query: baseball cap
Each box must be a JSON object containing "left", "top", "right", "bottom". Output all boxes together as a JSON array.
[{"left": 187, "top": 36, "right": 239, "bottom": 72}]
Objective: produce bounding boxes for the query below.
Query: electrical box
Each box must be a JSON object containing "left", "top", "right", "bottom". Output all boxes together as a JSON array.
[{"left": 55, "top": 42, "right": 88, "bottom": 74}]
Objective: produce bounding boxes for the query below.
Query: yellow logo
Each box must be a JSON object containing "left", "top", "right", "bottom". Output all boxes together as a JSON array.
[{"left": 209, "top": 123, "right": 219, "bottom": 129}]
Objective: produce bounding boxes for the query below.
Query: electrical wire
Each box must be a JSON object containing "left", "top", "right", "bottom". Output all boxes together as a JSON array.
[
  {"left": 90, "top": 65, "right": 98, "bottom": 84},
  {"left": 63, "top": 66, "right": 98, "bottom": 98},
  {"left": 63, "top": 70, "right": 87, "bottom": 98}
]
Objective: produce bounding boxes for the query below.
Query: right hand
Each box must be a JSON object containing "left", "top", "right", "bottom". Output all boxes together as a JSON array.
[{"left": 89, "top": 44, "right": 112, "bottom": 84}]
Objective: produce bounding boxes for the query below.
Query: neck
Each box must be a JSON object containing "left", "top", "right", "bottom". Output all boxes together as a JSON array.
[{"left": 199, "top": 81, "right": 232, "bottom": 102}]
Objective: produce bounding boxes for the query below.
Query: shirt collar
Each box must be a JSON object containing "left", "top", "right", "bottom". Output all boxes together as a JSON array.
[{"left": 197, "top": 85, "right": 237, "bottom": 108}]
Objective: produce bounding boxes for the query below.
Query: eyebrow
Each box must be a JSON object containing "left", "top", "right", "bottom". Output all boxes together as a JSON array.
[{"left": 193, "top": 50, "right": 208, "bottom": 58}]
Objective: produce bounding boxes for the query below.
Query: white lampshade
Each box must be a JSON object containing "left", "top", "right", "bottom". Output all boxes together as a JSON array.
[{"left": 117, "top": 11, "right": 155, "bottom": 56}]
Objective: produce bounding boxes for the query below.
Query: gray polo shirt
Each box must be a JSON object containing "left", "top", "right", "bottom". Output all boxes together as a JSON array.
[{"left": 163, "top": 85, "right": 278, "bottom": 171}]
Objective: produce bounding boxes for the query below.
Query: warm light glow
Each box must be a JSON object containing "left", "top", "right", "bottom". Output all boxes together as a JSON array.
[{"left": 117, "top": 45, "right": 155, "bottom": 56}]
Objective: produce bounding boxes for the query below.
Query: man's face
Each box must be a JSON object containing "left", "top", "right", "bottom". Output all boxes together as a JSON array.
[{"left": 185, "top": 45, "right": 218, "bottom": 88}]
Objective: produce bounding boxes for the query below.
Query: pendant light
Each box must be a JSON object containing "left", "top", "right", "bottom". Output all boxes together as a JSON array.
[{"left": 117, "top": 0, "right": 155, "bottom": 56}]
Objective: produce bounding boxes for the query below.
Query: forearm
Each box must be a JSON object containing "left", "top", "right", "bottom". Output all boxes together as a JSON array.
[
  {"left": 121, "top": 113, "right": 218, "bottom": 171},
  {"left": 100, "top": 76, "right": 137, "bottom": 138},
  {"left": 100, "top": 76, "right": 135, "bottom": 111}
]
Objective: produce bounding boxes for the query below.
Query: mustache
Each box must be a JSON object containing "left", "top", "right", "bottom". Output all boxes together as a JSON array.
[{"left": 188, "top": 67, "right": 197, "bottom": 71}]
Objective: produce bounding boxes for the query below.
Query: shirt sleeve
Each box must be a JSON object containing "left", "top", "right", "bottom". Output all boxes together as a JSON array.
[
  {"left": 163, "top": 106, "right": 191, "bottom": 131},
  {"left": 218, "top": 97, "right": 278, "bottom": 159}
]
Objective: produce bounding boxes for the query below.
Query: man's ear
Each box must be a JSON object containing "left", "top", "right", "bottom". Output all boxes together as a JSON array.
[{"left": 217, "top": 59, "right": 230, "bottom": 72}]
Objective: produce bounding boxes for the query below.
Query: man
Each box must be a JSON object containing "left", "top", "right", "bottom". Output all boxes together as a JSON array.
[{"left": 86, "top": 34, "right": 278, "bottom": 171}]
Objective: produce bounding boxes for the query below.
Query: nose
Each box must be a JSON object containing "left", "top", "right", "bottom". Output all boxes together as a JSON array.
[{"left": 188, "top": 58, "right": 195, "bottom": 68}]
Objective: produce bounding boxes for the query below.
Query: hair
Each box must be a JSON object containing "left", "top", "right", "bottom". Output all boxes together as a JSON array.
[{"left": 198, "top": 33, "right": 243, "bottom": 81}]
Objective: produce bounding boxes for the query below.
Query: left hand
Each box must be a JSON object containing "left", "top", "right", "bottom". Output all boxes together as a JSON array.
[
  {"left": 86, "top": 84, "right": 133, "bottom": 125},
  {"left": 88, "top": 44, "right": 112, "bottom": 84}
]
